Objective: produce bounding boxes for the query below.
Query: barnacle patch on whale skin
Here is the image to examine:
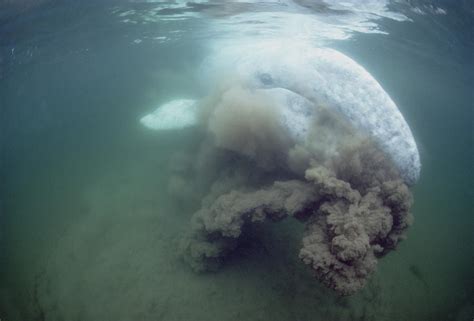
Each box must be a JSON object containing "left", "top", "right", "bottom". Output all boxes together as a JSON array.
[{"left": 140, "top": 99, "right": 198, "bottom": 130}]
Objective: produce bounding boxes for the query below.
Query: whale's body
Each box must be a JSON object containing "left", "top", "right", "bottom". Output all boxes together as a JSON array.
[
  {"left": 140, "top": 99, "right": 197, "bottom": 130},
  {"left": 141, "top": 41, "right": 421, "bottom": 185}
]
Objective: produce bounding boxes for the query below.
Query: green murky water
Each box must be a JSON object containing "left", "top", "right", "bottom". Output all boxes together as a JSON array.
[{"left": 1, "top": 1, "right": 472, "bottom": 320}]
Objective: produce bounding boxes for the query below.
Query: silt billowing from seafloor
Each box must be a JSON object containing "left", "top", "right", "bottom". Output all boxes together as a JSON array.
[{"left": 143, "top": 40, "right": 420, "bottom": 295}]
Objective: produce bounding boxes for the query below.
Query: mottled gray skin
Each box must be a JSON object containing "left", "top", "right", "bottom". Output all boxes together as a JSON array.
[{"left": 204, "top": 41, "right": 421, "bottom": 185}]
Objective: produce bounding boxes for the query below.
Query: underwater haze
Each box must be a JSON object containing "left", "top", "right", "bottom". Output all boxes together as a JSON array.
[{"left": 0, "top": 0, "right": 473, "bottom": 320}]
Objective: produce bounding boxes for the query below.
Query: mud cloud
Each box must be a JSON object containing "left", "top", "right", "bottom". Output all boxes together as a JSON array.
[{"left": 174, "top": 81, "right": 414, "bottom": 295}]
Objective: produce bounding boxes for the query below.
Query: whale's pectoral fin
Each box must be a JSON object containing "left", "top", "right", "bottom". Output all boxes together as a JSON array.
[{"left": 140, "top": 99, "right": 199, "bottom": 130}]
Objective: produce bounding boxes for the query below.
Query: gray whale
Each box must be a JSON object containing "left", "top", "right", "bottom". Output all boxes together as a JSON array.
[{"left": 141, "top": 40, "right": 421, "bottom": 185}]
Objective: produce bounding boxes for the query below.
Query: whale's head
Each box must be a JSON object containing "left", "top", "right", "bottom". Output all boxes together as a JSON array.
[{"left": 202, "top": 40, "right": 421, "bottom": 185}]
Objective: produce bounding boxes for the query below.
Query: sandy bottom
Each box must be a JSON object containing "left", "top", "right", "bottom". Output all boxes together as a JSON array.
[{"left": 0, "top": 129, "right": 472, "bottom": 321}]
